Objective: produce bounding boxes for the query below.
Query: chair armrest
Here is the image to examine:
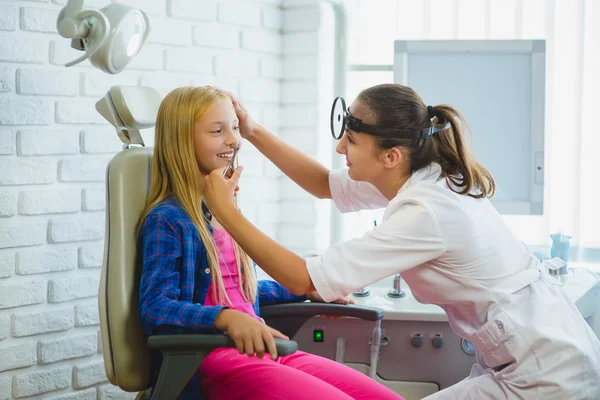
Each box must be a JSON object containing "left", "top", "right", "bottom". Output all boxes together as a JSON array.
[
  {"left": 260, "top": 303, "right": 384, "bottom": 321},
  {"left": 260, "top": 303, "right": 384, "bottom": 339},
  {"left": 147, "top": 334, "right": 298, "bottom": 400},
  {"left": 148, "top": 334, "right": 298, "bottom": 356}
]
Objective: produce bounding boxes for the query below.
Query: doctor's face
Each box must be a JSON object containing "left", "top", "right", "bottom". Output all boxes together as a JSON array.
[
  {"left": 193, "top": 100, "right": 241, "bottom": 176},
  {"left": 335, "top": 99, "right": 386, "bottom": 182}
]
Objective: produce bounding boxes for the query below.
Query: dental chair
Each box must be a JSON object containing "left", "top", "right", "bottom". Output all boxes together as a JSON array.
[{"left": 97, "top": 86, "right": 385, "bottom": 400}]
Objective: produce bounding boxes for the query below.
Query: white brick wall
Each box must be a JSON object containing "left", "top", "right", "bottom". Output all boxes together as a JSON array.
[
  {"left": 280, "top": 1, "right": 334, "bottom": 255},
  {"left": 20, "top": 7, "right": 60, "bottom": 34},
  {"left": 168, "top": 0, "right": 217, "bottom": 21},
  {"left": 0, "top": 68, "right": 15, "bottom": 93},
  {"left": 56, "top": 100, "right": 107, "bottom": 124},
  {"left": 0, "top": 377, "right": 10, "bottom": 400},
  {"left": 283, "top": 31, "right": 320, "bottom": 55},
  {"left": 12, "top": 308, "right": 74, "bottom": 337},
  {"left": 80, "top": 130, "right": 122, "bottom": 154},
  {"left": 118, "top": 0, "right": 166, "bottom": 16},
  {"left": 262, "top": 6, "right": 283, "bottom": 30},
  {"left": 82, "top": 188, "right": 105, "bottom": 211},
  {"left": 18, "top": 129, "right": 80, "bottom": 156},
  {"left": 0, "top": 342, "right": 37, "bottom": 373},
  {"left": 0, "top": 130, "right": 16, "bottom": 154},
  {"left": 0, "top": 99, "right": 53, "bottom": 125},
  {"left": 12, "top": 366, "right": 71, "bottom": 397},
  {"left": 0, "top": 220, "right": 47, "bottom": 249},
  {"left": 38, "top": 332, "right": 97, "bottom": 364},
  {"left": 49, "top": 214, "right": 104, "bottom": 243},
  {"left": 214, "top": 53, "right": 260, "bottom": 78},
  {"left": 0, "top": 159, "right": 56, "bottom": 185},
  {"left": 48, "top": 276, "right": 100, "bottom": 303},
  {"left": 0, "top": 192, "right": 17, "bottom": 218},
  {"left": 58, "top": 157, "right": 112, "bottom": 183},
  {"left": 73, "top": 361, "right": 107, "bottom": 388},
  {"left": 147, "top": 17, "right": 192, "bottom": 46},
  {"left": 78, "top": 244, "right": 104, "bottom": 269},
  {"left": 49, "top": 388, "right": 97, "bottom": 400},
  {"left": 164, "top": 48, "right": 213, "bottom": 73},
  {"left": 0, "top": 281, "right": 46, "bottom": 309},
  {"left": 0, "top": 5, "right": 18, "bottom": 32},
  {"left": 16, "top": 247, "right": 78, "bottom": 274},
  {"left": 0, "top": 316, "right": 9, "bottom": 340},
  {"left": 81, "top": 71, "right": 139, "bottom": 97},
  {"left": 192, "top": 23, "right": 240, "bottom": 49},
  {"left": 18, "top": 189, "right": 80, "bottom": 215},
  {"left": 98, "top": 385, "right": 136, "bottom": 400},
  {"left": 241, "top": 31, "right": 281, "bottom": 53},
  {"left": 0, "top": 0, "right": 336, "bottom": 398},
  {"left": 74, "top": 304, "right": 100, "bottom": 327},
  {"left": 17, "top": 68, "right": 78, "bottom": 96},
  {"left": 0, "top": 254, "right": 15, "bottom": 279},
  {"left": 0, "top": 37, "right": 47, "bottom": 64}
]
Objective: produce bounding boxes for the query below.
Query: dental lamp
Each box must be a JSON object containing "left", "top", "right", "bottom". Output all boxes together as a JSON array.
[
  {"left": 56, "top": 0, "right": 151, "bottom": 74},
  {"left": 95, "top": 86, "right": 161, "bottom": 147}
]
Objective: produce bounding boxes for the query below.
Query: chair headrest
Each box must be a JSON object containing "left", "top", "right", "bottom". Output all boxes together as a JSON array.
[{"left": 96, "top": 86, "right": 162, "bottom": 146}]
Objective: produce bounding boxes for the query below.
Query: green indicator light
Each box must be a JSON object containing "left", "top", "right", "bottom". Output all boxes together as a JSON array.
[{"left": 313, "top": 329, "right": 324, "bottom": 342}]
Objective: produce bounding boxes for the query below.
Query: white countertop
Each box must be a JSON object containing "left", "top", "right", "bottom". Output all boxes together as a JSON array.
[
  {"left": 350, "top": 267, "right": 600, "bottom": 322},
  {"left": 351, "top": 285, "right": 448, "bottom": 322}
]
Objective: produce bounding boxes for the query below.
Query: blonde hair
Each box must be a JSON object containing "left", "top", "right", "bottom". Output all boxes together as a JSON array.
[{"left": 138, "top": 86, "right": 257, "bottom": 305}]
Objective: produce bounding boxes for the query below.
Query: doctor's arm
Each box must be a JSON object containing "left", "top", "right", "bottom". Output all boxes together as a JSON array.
[
  {"left": 237, "top": 210, "right": 314, "bottom": 296},
  {"left": 258, "top": 279, "right": 307, "bottom": 306},
  {"left": 247, "top": 125, "right": 332, "bottom": 199},
  {"left": 209, "top": 86, "right": 331, "bottom": 200},
  {"left": 205, "top": 168, "right": 446, "bottom": 299},
  {"left": 207, "top": 179, "right": 314, "bottom": 294}
]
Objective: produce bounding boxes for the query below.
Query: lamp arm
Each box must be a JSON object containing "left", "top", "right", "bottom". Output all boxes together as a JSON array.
[
  {"left": 139, "top": 10, "right": 152, "bottom": 48},
  {"left": 57, "top": 0, "right": 86, "bottom": 38},
  {"left": 64, "top": 10, "right": 110, "bottom": 67}
]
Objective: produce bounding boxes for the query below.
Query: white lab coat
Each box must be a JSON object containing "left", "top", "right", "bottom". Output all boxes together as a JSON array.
[{"left": 305, "top": 163, "right": 600, "bottom": 399}]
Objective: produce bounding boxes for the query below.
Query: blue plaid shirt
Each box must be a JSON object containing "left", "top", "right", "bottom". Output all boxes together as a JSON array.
[{"left": 138, "top": 198, "right": 307, "bottom": 400}]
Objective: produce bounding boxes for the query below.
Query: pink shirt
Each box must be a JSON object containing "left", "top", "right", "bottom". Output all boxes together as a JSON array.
[{"left": 204, "top": 227, "right": 262, "bottom": 322}]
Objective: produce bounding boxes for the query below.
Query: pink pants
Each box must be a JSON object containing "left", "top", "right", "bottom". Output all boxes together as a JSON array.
[{"left": 198, "top": 348, "right": 403, "bottom": 400}]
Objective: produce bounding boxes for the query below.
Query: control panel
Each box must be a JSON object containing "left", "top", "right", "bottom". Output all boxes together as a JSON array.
[{"left": 293, "top": 317, "right": 475, "bottom": 390}]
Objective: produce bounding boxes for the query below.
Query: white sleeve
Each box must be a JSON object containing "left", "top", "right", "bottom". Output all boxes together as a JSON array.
[
  {"left": 329, "top": 169, "right": 388, "bottom": 213},
  {"left": 305, "top": 202, "right": 446, "bottom": 302}
]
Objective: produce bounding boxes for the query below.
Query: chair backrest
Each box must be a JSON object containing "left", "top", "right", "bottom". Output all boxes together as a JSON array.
[{"left": 98, "top": 86, "right": 161, "bottom": 392}]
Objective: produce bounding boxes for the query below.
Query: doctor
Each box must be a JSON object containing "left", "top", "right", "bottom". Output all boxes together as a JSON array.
[{"left": 203, "top": 84, "right": 600, "bottom": 399}]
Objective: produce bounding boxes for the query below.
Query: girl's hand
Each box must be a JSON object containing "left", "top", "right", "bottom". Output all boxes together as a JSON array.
[
  {"left": 215, "top": 309, "right": 289, "bottom": 359},
  {"left": 204, "top": 166, "right": 243, "bottom": 218},
  {"left": 205, "top": 86, "right": 258, "bottom": 139}
]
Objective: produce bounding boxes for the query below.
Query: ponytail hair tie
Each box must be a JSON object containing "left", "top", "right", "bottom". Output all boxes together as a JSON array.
[{"left": 428, "top": 105, "right": 434, "bottom": 119}]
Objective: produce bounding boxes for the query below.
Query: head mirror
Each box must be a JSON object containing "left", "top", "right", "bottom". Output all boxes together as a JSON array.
[{"left": 330, "top": 96, "right": 347, "bottom": 140}]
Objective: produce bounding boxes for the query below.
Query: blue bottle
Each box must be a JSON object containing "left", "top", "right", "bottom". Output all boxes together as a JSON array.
[{"left": 550, "top": 233, "right": 571, "bottom": 278}]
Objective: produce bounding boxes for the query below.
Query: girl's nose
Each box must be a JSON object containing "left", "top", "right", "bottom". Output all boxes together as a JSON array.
[{"left": 225, "top": 130, "right": 239, "bottom": 148}]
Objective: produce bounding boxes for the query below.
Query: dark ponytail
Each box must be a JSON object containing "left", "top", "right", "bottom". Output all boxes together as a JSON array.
[{"left": 358, "top": 84, "right": 495, "bottom": 198}]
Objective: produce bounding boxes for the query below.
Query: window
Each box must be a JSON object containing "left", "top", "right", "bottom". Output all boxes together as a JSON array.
[{"left": 339, "top": 0, "right": 600, "bottom": 262}]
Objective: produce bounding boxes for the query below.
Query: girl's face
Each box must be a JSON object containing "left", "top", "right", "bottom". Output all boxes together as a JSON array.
[
  {"left": 335, "top": 99, "right": 386, "bottom": 182},
  {"left": 193, "top": 100, "right": 241, "bottom": 176}
]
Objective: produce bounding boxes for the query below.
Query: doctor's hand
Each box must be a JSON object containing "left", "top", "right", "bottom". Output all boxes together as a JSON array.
[
  {"left": 307, "top": 291, "right": 355, "bottom": 320},
  {"left": 307, "top": 291, "right": 355, "bottom": 305},
  {"left": 204, "top": 165, "right": 243, "bottom": 218},
  {"left": 215, "top": 309, "right": 289, "bottom": 359},
  {"left": 205, "top": 86, "right": 258, "bottom": 140}
]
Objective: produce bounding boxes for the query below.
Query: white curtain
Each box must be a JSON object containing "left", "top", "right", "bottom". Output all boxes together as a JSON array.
[{"left": 344, "top": 0, "right": 600, "bottom": 250}]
